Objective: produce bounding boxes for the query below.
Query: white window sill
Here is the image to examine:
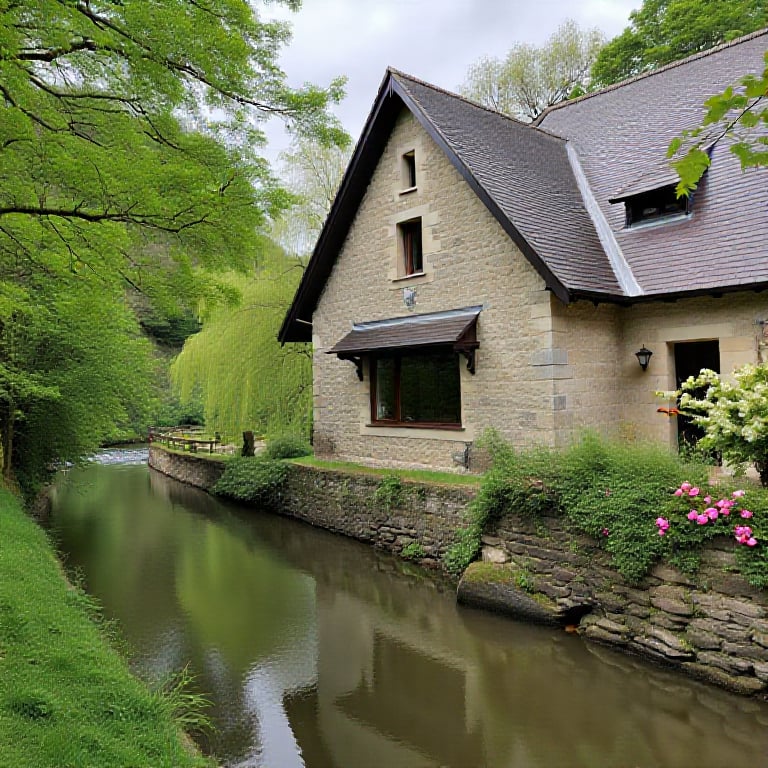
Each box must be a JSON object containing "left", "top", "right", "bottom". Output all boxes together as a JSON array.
[
  {"left": 398, "top": 186, "right": 418, "bottom": 196},
  {"left": 391, "top": 272, "right": 426, "bottom": 283}
]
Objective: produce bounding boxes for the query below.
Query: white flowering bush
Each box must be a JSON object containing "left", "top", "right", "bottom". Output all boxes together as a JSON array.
[{"left": 679, "top": 365, "right": 768, "bottom": 486}]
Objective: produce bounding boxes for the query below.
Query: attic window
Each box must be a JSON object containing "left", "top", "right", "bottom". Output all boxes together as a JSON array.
[
  {"left": 623, "top": 185, "right": 690, "bottom": 227},
  {"left": 401, "top": 150, "right": 416, "bottom": 190}
]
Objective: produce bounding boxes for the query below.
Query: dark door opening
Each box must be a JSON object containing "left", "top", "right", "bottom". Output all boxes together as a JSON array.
[{"left": 674, "top": 340, "right": 720, "bottom": 450}]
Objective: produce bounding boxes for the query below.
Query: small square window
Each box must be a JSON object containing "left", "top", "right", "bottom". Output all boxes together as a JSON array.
[
  {"left": 399, "top": 219, "right": 422, "bottom": 275},
  {"left": 402, "top": 151, "right": 416, "bottom": 189}
]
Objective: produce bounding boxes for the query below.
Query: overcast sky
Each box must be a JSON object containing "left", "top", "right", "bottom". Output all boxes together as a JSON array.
[{"left": 263, "top": 0, "right": 640, "bottom": 167}]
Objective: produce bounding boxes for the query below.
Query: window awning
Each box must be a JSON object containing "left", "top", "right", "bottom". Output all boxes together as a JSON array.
[{"left": 328, "top": 305, "right": 482, "bottom": 377}]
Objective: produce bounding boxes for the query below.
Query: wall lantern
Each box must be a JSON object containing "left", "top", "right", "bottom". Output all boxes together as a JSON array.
[{"left": 635, "top": 345, "right": 653, "bottom": 371}]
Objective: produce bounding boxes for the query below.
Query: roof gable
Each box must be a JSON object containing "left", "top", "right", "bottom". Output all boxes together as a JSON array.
[{"left": 279, "top": 69, "right": 619, "bottom": 343}]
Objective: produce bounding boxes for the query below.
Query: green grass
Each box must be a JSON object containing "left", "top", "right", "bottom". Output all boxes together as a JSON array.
[
  {"left": 0, "top": 488, "right": 211, "bottom": 768},
  {"left": 289, "top": 456, "right": 482, "bottom": 486}
]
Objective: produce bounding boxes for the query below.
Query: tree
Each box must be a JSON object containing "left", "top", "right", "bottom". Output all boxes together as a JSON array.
[
  {"left": 171, "top": 241, "right": 312, "bottom": 441},
  {"left": 460, "top": 20, "right": 605, "bottom": 121},
  {"left": 0, "top": 0, "right": 346, "bottom": 309},
  {"left": 272, "top": 135, "right": 352, "bottom": 259},
  {"left": 591, "top": 0, "right": 768, "bottom": 87},
  {"left": 670, "top": 50, "right": 768, "bottom": 195},
  {"left": 0, "top": 1, "right": 346, "bottom": 483},
  {"left": 3, "top": 277, "right": 155, "bottom": 489}
]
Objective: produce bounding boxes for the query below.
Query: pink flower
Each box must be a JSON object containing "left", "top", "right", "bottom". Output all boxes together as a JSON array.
[
  {"left": 681, "top": 482, "right": 692, "bottom": 492},
  {"left": 706, "top": 507, "right": 719, "bottom": 520},
  {"left": 741, "top": 509, "right": 753, "bottom": 518},
  {"left": 716, "top": 499, "right": 727, "bottom": 508},
  {"left": 601, "top": 528, "right": 610, "bottom": 536},
  {"left": 732, "top": 490, "right": 746, "bottom": 498},
  {"left": 687, "top": 510, "right": 698, "bottom": 521},
  {"left": 655, "top": 517, "right": 670, "bottom": 530},
  {"left": 658, "top": 529, "right": 666, "bottom": 536},
  {"left": 747, "top": 537, "right": 758, "bottom": 547},
  {"left": 703, "top": 496, "right": 712, "bottom": 504},
  {"left": 674, "top": 488, "right": 683, "bottom": 497},
  {"left": 689, "top": 487, "right": 700, "bottom": 497},
  {"left": 696, "top": 514, "right": 709, "bottom": 525}
]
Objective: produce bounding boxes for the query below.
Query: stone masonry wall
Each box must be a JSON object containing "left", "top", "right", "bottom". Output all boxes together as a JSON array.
[
  {"left": 312, "top": 107, "right": 559, "bottom": 471},
  {"left": 278, "top": 464, "right": 473, "bottom": 566},
  {"left": 148, "top": 445, "right": 225, "bottom": 490},
  {"left": 149, "top": 445, "right": 768, "bottom": 696},
  {"left": 485, "top": 512, "right": 768, "bottom": 696}
]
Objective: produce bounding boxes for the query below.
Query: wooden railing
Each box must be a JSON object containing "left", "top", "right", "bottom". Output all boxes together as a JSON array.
[{"left": 148, "top": 425, "right": 221, "bottom": 454}]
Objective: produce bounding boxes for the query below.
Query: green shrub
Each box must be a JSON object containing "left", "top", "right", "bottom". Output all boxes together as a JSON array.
[
  {"left": 444, "top": 431, "right": 712, "bottom": 583},
  {"left": 212, "top": 456, "right": 287, "bottom": 503},
  {"left": 401, "top": 540, "right": 426, "bottom": 560},
  {"left": 264, "top": 435, "right": 312, "bottom": 460},
  {"left": 374, "top": 474, "right": 404, "bottom": 510}
]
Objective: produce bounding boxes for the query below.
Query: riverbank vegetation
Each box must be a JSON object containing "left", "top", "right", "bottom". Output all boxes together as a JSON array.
[
  {"left": 0, "top": 489, "right": 211, "bottom": 767},
  {"left": 444, "top": 432, "right": 768, "bottom": 587}
]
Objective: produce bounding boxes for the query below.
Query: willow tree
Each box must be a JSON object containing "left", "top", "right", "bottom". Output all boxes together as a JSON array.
[{"left": 171, "top": 242, "right": 311, "bottom": 440}]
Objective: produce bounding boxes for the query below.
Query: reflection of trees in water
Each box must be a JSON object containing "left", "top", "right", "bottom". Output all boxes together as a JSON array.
[{"left": 52, "top": 465, "right": 768, "bottom": 768}]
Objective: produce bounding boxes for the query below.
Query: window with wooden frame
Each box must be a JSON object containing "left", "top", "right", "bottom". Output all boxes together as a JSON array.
[
  {"left": 371, "top": 349, "right": 461, "bottom": 427},
  {"left": 399, "top": 218, "right": 423, "bottom": 276},
  {"left": 401, "top": 150, "right": 416, "bottom": 190}
]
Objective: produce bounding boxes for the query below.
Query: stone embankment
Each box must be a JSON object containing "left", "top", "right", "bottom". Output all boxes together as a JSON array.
[
  {"left": 465, "top": 512, "right": 768, "bottom": 697},
  {"left": 148, "top": 444, "right": 768, "bottom": 697}
]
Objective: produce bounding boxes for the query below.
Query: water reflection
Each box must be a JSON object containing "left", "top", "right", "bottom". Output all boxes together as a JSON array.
[{"left": 50, "top": 464, "right": 768, "bottom": 768}]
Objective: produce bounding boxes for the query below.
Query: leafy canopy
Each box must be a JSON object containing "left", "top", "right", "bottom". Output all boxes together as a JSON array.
[
  {"left": 0, "top": 0, "right": 346, "bottom": 310},
  {"left": 592, "top": 0, "right": 768, "bottom": 87},
  {"left": 669, "top": 50, "right": 768, "bottom": 195},
  {"left": 460, "top": 19, "right": 605, "bottom": 121}
]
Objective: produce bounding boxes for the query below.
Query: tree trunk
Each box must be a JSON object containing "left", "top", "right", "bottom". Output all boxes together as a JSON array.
[{"left": 241, "top": 430, "right": 255, "bottom": 457}]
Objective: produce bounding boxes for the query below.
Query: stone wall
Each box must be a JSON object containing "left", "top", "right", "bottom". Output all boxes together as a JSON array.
[
  {"left": 278, "top": 464, "right": 474, "bottom": 566},
  {"left": 478, "top": 512, "right": 768, "bottom": 697},
  {"left": 148, "top": 445, "right": 225, "bottom": 490},
  {"left": 148, "top": 445, "right": 768, "bottom": 696}
]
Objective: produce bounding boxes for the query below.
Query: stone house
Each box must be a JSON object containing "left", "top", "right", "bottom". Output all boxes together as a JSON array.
[{"left": 279, "top": 30, "right": 768, "bottom": 471}]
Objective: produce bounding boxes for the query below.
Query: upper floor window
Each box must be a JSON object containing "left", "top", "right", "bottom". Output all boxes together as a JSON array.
[
  {"left": 622, "top": 185, "right": 690, "bottom": 227},
  {"left": 401, "top": 150, "right": 416, "bottom": 190},
  {"left": 399, "top": 218, "right": 423, "bottom": 275}
]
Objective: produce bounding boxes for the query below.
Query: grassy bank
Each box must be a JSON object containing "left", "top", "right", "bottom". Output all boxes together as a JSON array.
[{"left": 0, "top": 488, "right": 210, "bottom": 768}]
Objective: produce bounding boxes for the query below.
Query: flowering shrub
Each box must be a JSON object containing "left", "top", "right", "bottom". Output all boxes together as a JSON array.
[
  {"left": 678, "top": 365, "right": 768, "bottom": 486},
  {"left": 655, "top": 481, "right": 768, "bottom": 584},
  {"left": 656, "top": 483, "right": 757, "bottom": 544}
]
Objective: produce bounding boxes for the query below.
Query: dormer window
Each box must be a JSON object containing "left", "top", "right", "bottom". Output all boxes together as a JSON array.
[
  {"left": 609, "top": 183, "right": 691, "bottom": 228},
  {"left": 401, "top": 150, "right": 416, "bottom": 191}
]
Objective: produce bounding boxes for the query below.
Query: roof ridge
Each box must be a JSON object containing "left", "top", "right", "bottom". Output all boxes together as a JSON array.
[
  {"left": 535, "top": 26, "right": 768, "bottom": 123},
  {"left": 387, "top": 67, "right": 565, "bottom": 141}
]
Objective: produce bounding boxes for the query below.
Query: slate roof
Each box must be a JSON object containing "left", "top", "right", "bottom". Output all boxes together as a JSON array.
[
  {"left": 280, "top": 30, "right": 768, "bottom": 343},
  {"left": 538, "top": 29, "right": 768, "bottom": 298}
]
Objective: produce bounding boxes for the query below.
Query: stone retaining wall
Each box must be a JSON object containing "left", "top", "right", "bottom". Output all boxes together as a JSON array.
[
  {"left": 147, "top": 445, "right": 768, "bottom": 696},
  {"left": 483, "top": 512, "right": 768, "bottom": 697},
  {"left": 148, "top": 445, "right": 225, "bottom": 490},
  {"left": 278, "top": 464, "right": 474, "bottom": 567}
]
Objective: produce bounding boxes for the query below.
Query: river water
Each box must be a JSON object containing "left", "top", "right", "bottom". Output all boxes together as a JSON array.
[{"left": 48, "top": 457, "right": 768, "bottom": 768}]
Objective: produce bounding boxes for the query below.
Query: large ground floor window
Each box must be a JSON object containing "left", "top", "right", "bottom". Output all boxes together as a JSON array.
[{"left": 371, "top": 349, "right": 461, "bottom": 427}]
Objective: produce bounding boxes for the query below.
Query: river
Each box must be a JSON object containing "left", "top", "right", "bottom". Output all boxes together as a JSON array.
[{"left": 48, "top": 455, "right": 768, "bottom": 768}]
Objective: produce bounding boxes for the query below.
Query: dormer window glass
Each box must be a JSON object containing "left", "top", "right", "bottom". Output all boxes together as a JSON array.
[
  {"left": 399, "top": 218, "right": 423, "bottom": 275},
  {"left": 624, "top": 185, "right": 690, "bottom": 227}
]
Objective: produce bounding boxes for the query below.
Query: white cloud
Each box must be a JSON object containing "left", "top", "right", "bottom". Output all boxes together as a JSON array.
[{"left": 263, "top": 0, "right": 638, "bottom": 164}]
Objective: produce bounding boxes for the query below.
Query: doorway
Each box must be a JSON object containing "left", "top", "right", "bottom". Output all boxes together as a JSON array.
[{"left": 673, "top": 340, "right": 720, "bottom": 449}]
